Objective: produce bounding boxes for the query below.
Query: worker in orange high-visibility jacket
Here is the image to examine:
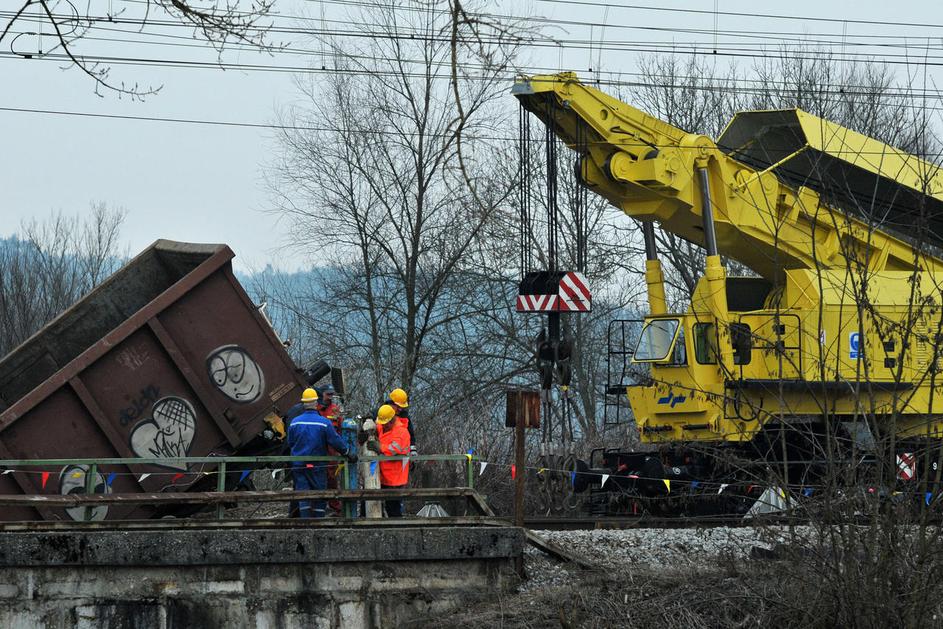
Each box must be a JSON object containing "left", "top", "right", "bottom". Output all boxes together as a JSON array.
[{"left": 376, "top": 403, "right": 410, "bottom": 517}]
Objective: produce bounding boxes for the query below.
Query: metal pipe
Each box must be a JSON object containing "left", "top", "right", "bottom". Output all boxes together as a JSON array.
[
  {"left": 642, "top": 222, "right": 658, "bottom": 260},
  {"left": 697, "top": 167, "right": 719, "bottom": 257}
]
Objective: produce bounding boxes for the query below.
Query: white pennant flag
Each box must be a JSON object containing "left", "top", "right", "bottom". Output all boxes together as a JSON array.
[
  {"left": 271, "top": 469, "right": 281, "bottom": 480},
  {"left": 1, "top": 469, "right": 12, "bottom": 475},
  {"left": 402, "top": 458, "right": 409, "bottom": 470},
  {"left": 479, "top": 461, "right": 488, "bottom": 476},
  {"left": 601, "top": 474, "right": 609, "bottom": 488},
  {"left": 718, "top": 483, "right": 728, "bottom": 495},
  {"left": 138, "top": 473, "right": 151, "bottom": 482}
]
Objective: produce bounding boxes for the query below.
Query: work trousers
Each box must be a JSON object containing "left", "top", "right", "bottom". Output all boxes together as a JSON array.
[
  {"left": 293, "top": 467, "right": 327, "bottom": 518},
  {"left": 382, "top": 483, "right": 405, "bottom": 517}
]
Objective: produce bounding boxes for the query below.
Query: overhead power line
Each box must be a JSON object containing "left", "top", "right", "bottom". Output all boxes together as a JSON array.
[
  {"left": 3, "top": 104, "right": 943, "bottom": 158},
  {"left": 533, "top": 0, "right": 943, "bottom": 30}
]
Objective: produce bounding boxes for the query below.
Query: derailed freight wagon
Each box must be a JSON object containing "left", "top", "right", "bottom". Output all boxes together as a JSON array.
[{"left": 0, "top": 240, "right": 306, "bottom": 521}]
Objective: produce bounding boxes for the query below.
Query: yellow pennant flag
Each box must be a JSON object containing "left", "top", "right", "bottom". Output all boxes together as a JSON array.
[{"left": 663, "top": 479, "right": 671, "bottom": 493}]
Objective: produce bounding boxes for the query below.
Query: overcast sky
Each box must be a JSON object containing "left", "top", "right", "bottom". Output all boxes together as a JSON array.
[{"left": 2, "top": 0, "right": 942, "bottom": 271}]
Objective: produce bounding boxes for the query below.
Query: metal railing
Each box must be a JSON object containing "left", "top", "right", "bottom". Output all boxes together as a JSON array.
[{"left": 0, "top": 454, "right": 478, "bottom": 521}]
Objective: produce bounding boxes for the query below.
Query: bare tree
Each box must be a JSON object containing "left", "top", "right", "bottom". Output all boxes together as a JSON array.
[{"left": 265, "top": 0, "right": 518, "bottom": 411}]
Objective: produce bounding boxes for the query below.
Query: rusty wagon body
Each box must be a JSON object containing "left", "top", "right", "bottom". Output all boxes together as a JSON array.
[{"left": 0, "top": 240, "right": 305, "bottom": 520}]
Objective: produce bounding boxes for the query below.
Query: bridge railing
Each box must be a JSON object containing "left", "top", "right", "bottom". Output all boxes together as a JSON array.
[{"left": 0, "top": 454, "right": 478, "bottom": 521}]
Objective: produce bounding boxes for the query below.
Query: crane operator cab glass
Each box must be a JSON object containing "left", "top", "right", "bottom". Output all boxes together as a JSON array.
[{"left": 633, "top": 318, "right": 687, "bottom": 365}]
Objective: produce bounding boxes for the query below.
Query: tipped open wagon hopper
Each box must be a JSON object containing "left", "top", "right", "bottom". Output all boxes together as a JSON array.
[{"left": 0, "top": 240, "right": 305, "bottom": 521}]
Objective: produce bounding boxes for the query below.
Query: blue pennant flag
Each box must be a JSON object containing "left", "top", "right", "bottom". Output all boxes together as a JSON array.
[
  {"left": 370, "top": 461, "right": 377, "bottom": 475},
  {"left": 690, "top": 481, "right": 700, "bottom": 489},
  {"left": 105, "top": 472, "right": 117, "bottom": 487},
  {"left": 239, "top": 469, "right": 251, "bottom": 484},
  {"left": 570, "top": 471, "right": 576, "bottom": 486},
  {"left": 803, "top": 488, "right": 813, "bottom": 497},
  {"left": 927, "top": 492, "right": 933, "bottom": 506},
  {"left": 466, "top": 448, "right": 475, "bottom": 455}
]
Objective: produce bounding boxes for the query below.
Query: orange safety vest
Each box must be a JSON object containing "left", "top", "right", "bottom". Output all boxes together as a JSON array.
[{"left": 378, "top": 418, "right": 411, "bottom": 487}]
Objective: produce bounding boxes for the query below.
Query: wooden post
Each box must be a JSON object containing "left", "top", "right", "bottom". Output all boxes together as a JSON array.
[{"left": 215, "top": 461, "right": 227, "bottom": 519}]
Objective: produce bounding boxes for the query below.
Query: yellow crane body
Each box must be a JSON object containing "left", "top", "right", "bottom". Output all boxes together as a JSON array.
[{"left": 513, "top": 73, "right": 943, "bottom": 445}]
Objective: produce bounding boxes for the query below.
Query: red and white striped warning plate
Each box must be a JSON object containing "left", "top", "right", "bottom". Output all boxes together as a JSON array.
[
  {"left": 897, "top": 453, "right": 916, "bottom": 481},
  {"left": 516, "top": 294, "right": 558, "bottom": 311},
  {"left": 516, "top": 272, "right": 592, "bottom": 313},
  {"left": 558, "top": 272, "right": 591, "bottom": 312}
]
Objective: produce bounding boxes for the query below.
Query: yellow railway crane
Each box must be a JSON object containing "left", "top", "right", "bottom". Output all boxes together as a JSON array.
[{"left": 513, "top": 73, "right": 943, "bottom": 501}]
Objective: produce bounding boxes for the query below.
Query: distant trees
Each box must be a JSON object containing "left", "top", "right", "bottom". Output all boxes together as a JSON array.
[{"left": 0, "top": 203, "right": 126, "bottom": 357}]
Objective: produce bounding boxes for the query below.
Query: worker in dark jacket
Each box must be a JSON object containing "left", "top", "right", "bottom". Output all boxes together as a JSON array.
[
  {"left": 317, "top": 384, "right": 344, "bottom": 516},
  {"left": 288, "top": 388, "right": 357, "bottom": 518},
  {"left": 387, "top": 388, "right": 417, "bottom": 458}
]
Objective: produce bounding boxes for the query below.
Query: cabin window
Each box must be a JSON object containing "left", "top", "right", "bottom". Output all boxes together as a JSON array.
[
  {"left": 633, "top": 319, "right": 680, "bottom": 362},
  {"left": 730, "top": 323, "right": 752, "bottom": 365},
  {"left": 694, "top": 322, "right": 717, "bottom": 364}
]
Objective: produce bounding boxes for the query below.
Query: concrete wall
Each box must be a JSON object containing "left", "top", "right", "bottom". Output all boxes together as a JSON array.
[{"left": 0, "top": 525, "right": 523, "bottom": 628}]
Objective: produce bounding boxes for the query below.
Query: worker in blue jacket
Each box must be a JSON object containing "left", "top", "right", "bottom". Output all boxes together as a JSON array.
[{"left": 288, "top": 388, "right": 357, "bottom": 518}]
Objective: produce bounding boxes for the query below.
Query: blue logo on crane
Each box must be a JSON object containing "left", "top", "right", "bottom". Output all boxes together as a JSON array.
[{"left": 657, "top": 391, "right": 687, "bottom": 408}]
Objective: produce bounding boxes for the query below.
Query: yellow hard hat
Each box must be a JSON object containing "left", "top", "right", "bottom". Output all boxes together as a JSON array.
[
  {"left": 377, "top": 404, "right": 396, "bottom": 425},
  {"left": 389, "top": 388, "right": 409, "bottom": 408},
  {"left": 301, "top": 388, "right": 318, "bottom": 403}
]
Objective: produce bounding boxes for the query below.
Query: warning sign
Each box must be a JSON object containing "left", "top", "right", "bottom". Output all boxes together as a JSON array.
[{"left": 849, "top": 331, "right": 861, "bottom": 360}]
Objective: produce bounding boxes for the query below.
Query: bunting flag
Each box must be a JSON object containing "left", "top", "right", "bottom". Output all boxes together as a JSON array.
[
  {"left": 511, "top": 465, "right": 516, "bottom": 480},
  {"left": 718, "top": 483, "right": 728, "bottom": 495},
  {"left": 802, "top": 488, "right": 813, "bottom": 497},
  {"left": 479, "top": 462, "right": 488, "bottom": 475},
  {"left": 1, "top": 470, "right": 12, "bottom": 475},
  {"left": 138, "top": 473, "right": 151, "bottom": 483},
  {"left": 370, "top": 461, "right": 377, "bottom": 475},
  {"left": 401, "top": 458, "right": 408, "bottom": 470},
  {"left": 537, "top": 468, "right": 546, "bottom": 475},
  {"left": 570, "top": 471, "right": 576, "bottom": 486},
  {"left": 690, "top": 481, "right": 700, "bottom": 489},
  {"left": 105, "top": 472, "right": 117, "bottom": 487},
  {"left": 600, "top": 474, "right": 609, "bottom": 488},
  {"left": 305, "top": 463, "right": 314, "bottom": 469},
  {"left": 663, "top": 479, "right": 671, "bottom": 493},
  {"left": 71, "top": 471, "right": 83, "bottom": 479},
  {"left": 465, "top": 448, "right": 474, "bottom": 461},
  {"left": 270, "top": 469, "right": 280, "bottom": 480},
  {"left": 171, "top": 473, "right": 184, "bottom": 484},
  {"left": 926, "top": 492, "right": 933, "bottom": 506},
  {"left": 238, "top": 469, "right": 251, "bottom": 484},
  {"left": 41, "top": 471, "right": 50, "bottom": 489}
]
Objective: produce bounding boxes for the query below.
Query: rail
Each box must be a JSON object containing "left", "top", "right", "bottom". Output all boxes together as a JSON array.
[{"left": 0, "top": 454, "right": 478, "bottom": 521}]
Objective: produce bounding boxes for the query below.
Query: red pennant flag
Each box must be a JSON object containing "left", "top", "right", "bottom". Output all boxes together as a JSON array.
[
  {"left": 511, "top": 465, "right": 516, "bottom": 480},
  {"left": 41, "top": 471, "right": 50, "bottom": 489},
  {"left": 306, "top": 463, "right": 314, "bottom": 469},
  {"left": 171, "top": 473, "right": 185, "bottom": 484}
]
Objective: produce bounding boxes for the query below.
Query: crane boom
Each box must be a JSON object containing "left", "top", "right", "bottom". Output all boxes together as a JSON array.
[{"left": 513, "top": 73, "right": 943, "bottom": 280}]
